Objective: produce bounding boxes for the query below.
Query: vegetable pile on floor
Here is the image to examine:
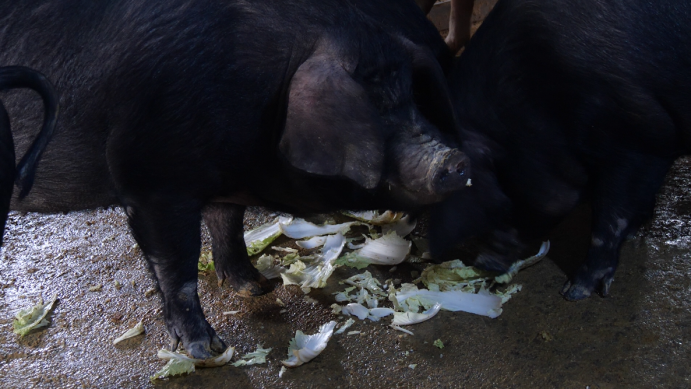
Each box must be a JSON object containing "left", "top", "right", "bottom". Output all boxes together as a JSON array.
[{"left": 150, "top": 210, "right": 550, "bottom": 380}]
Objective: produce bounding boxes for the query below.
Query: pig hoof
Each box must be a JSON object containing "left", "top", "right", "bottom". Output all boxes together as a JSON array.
[
  {"left": 561, "top": 281, "right": 593, "bottom": 301},
  {"left": 233, "top": 281, "right": 268, "bottom": 297},
  {"left": 186, "top": 342, "right": 213, "bottom": 359},
  {"left": 185, "top": 335, "right": 227, "bottom": 359},
  {"left": 216, "top": 267, "right": 272, "bottom": 296},
  {"left": 231, "top": 274, "right": 273, "bottom": 297},
  {"left": 598, "top": 276, "right": 614, "bottom": 297},
  {"left": 562, "top": 265, "right": 616, "bottom": 300},
  {"left": 184, "top": 334, "right": 227, "bottom": 359}
]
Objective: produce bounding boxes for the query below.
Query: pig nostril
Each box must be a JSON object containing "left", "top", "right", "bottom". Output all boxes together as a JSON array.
[{"left": 454, "top": 162, "right": 466, "bottom": 176}]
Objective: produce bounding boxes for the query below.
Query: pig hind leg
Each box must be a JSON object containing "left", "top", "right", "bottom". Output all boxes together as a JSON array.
[
  {"left": 202, "top": 203, "right": 271, "bottom": 296},
  {"left": 124, "top": 198, "right": 226, "bottom": 358},
  {"left": 561, "top": 156, "right": 673, "bottom": 300}
]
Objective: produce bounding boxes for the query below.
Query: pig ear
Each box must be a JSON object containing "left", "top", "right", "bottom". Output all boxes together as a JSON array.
[
  {"left": 279, "top": 54, "right": 384, "bottom": 189},
  {"left": 399, "top": 37, "right": 459, "bottom": 136}
]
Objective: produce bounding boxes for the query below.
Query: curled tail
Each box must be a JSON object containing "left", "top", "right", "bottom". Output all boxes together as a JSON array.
[
  {"left": 0, "top": 66, "right": 59, "bottom": 245},
  {"left": 0, "top": 66, "right": 59, "bottom": 198}
]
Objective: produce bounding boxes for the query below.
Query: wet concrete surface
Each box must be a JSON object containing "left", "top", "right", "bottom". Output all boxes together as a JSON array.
[{"left": 1, "top": 156, "right": 691, "bottom": 388}]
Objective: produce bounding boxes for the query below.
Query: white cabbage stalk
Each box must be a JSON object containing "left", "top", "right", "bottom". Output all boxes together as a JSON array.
[
  {"left": 244, "top": 216, "right": 293, "bottom": 256},
  {"left": 381, "top": 215, "right": 417, "bottom": 237},
  {"left": 113, "top": 320, "right": 145, "bottom": 345},
  {"left": 356, "top": 231, "right": 411, "bottom": 265},
  {"left": 280, "top": 233, "right": 346, "bottom": 288},
  {"left": 495, "top": 241, "right": 550, "bottom": 284},
  {"left": 341, "top": 303, "right": 394, "bottom": 321},
  {"left": 12, "top": 294, "right": 58, "bottom": 337},
  {"left": 296, "top": 236, "right": 327, "bottom": 249},
  {"left": 341, "top": 303, "right": 370, "bottom": 320},
  {"left": 282, "top": 321, "right": 337, "bottom": 367},
  {"left": 392, "top": 303, "right": 442, "bottom": 326},
  {"left": 255, "top": 254, "right": 282, "bottom": 280},
  {"left": 370, "top": 307, "right": 395, "bottom": 318},
  {"left": 335, "top": 318, "right": 355, "bottom": 334},
  {"left": 232, "top": 344, "right": 272, "bottom": 367},
  {"left": 390, "top": 325, "right": 414, "bottom": 335},
  {"left": 342, "top": 210, "right": 405, "bottom": 225},
  {"left": 279, "top": 218, "right": 356, "bottom": 239},
  {"left": 272, "top": 246, "right": 298, "bottom": 253},
  {"left": 151, "top": 346, "right": 235, "bottom": 380},
  {"left": 396, "top": 286, "right": 502, "bottom": 318}
]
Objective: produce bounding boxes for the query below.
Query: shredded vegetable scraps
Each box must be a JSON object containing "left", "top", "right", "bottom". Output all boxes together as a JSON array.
[
  {"left": 232, "top": 344, "right": 272, "bottom": 367},
  {"left": 13, "top": 294, "right": 58, "bottom": 337},
  {"left": 244, "top": 216, "right": 293, "bottom": 256},
  {"left": 282, "top": 321, "right": 337, "bottom": 367},
  {"left": 113, "top": 320, "right": 145, "bottom": 345},
  {"left": 151, "top": 347, "right": 235, "bottom": 381}
]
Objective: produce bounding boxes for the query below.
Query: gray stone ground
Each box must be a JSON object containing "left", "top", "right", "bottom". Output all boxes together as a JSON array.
[{"left": 1, "top": 157, "right": 690, "bottom": 389}]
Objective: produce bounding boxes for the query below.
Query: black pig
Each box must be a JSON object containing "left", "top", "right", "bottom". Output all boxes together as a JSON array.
[
  {"left": 2, "top": 0, "right": 464, "bottom": 358},
  {"left": 431, "top": 0, "right": 691, "bottom": 300},
  {"left": 0, "top": 66, "right": 58, "bottom": 245}
]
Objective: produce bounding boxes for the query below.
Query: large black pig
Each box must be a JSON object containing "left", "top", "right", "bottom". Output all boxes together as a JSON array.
[
  {"left": 431, "top": 0, "right": 691, "bottom": 301},
  {"left": 2, "top": 0, "right": 465, "bottom": 357}
]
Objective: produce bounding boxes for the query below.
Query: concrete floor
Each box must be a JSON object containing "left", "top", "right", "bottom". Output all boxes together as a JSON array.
[{"left": 1, "top": 157, "right": 691, "bottom": 388}]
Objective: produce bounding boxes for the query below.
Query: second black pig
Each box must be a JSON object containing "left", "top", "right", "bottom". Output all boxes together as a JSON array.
[
  {"left": 2, "top": 0, "right": 464, "bottom": 358},
  {"left": 431, "top": 0, "right": 691, "bottom": 300}
]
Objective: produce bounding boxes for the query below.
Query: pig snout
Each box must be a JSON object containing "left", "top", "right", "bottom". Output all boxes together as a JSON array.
[
  {"left": 388, "top": 135, "right": 471, "bottom": 205},
  {"left": 429, "top": 149, "right": 469, "bottom": 195}
]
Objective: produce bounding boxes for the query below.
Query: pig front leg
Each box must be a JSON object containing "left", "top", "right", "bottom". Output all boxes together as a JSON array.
[
  {"left": 561, "top": 156, "right": 673, "bottom": 300},
  {"left": 202, "top": 203, "right": 271, "bottom": 296},
  {"left": 124, "top": 199, "right": 226, "bottom": 359}
]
